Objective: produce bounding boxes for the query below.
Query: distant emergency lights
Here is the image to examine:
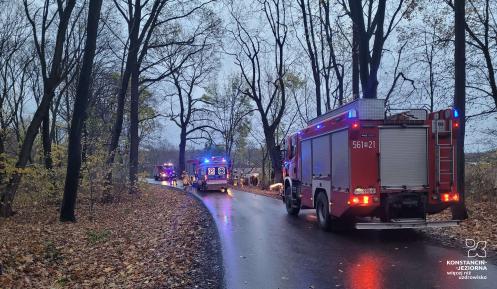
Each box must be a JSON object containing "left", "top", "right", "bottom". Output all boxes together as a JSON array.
[{"left": 203, "top": 157, "right": 228, "bottom": 164}]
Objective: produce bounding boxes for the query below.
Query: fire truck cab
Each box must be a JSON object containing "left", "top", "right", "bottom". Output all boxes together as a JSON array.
[
  {"left": 153, "top": 163, "right": 177, "bottom": 181},
  {"left": 282, "top": 98, "right": 461, "bottom": 230}
]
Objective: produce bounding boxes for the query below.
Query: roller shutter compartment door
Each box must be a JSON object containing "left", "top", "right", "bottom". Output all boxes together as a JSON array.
[
  {"left": 312, "top": 135, "right": 331, "bottom": 178},
  {"left": 379, "top": 128, "right": 428, "bottom": 188},
  {"left": 331, "top": 130, "right": 349, "bottom": 190},
  {"left": 301, "top": 139, "right": 312, "bottom": 186}
]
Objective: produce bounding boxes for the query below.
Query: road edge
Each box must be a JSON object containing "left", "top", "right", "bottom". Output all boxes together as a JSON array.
[{"left": 151, "top": 183, "right": 225, "bottom": 289}]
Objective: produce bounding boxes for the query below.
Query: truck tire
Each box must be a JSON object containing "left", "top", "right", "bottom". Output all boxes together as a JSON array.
[
  {"left": 285, "top": 185, "right": 300, "bottom": 216},
  {"left": 316, "top": 192, "right": 333, "bottom": 231}
]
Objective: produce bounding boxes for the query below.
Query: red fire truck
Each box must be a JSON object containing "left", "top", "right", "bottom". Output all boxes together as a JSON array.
[
  {"left": 188, "top": 156, "right": 229, "bottom": 191},
  {"left": 282, "top": 98, "right": 461, "bottom": 230}
]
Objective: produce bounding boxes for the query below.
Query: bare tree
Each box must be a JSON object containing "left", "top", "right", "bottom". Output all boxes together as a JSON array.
[
  {"left": 60, "top": 0, "right": 103, "bottom": 222},
  {"left": 205, "top": 74, "right": 253, "bottom": 163},
  {"left": 227, "top": 0, "right": 288, "bottom": 183},
  {"left": 344, "top": 0, "right": 415, "bottom": 99},
  {"left": 106, "top": 0, "right": 214, "bottom": 190},
  {"left": 298, "top": 0, "right": 322, "bottom": 115},
  {"left": 0, "top": 0, "right": 77, "bottom": 217},
  {"left": 24, "top": 0, "right": 82, "bottom": 169},
  {"left": 165, "top": 40, "right": 219, "bottom": 173},
  {"left": 0, "top": 2, "right": 31, "bottom": 155},
  {"left": 446, "top": 0, "right": 497, "bottom": 115},
  {"left": 296, "top": 0, "right": 346, "bottom": 113}
]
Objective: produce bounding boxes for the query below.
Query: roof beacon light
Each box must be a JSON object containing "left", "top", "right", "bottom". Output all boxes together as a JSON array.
[
  {"left": 348, "top": 109, "right": 357, "bottom": 119},
  {"left": 204, "top": 159, "right": 210, "bottom": 164},
  {"left": 453, "top": 108, "right": 459, "bottom": 118}
]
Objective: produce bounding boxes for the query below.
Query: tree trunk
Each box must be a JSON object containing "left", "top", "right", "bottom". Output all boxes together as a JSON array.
[
  {"left": 128, "top": 63, "right": 140, "bottom": 192},
  {"left": 106, "top": 70, "right": 131, "bottom": 182},
  {"left": 60, "top": 0, "right": 103, "bottom": 222},
  {"left": 366, "top": 0, "right": 386, "bottom": 100},
  {"left": 264, "top": 130, "right": 282, "bottom": 184},
  {"left": 349, "top": 0, "right": 370, "bottom": 97},
  {"left": 299, "top": 0, "right": 321, "bottom": 116},
  {"left": 0, "top": 132, "right": 5, "bottom": 155},
  {"left": 452, "top": 0, "right": 469, "bottom": 220},
  {"left": 127, "top": 0, "right": 142, "bottom": 193},
  {"left": 178, "top": 129, "right": 187, "bottom": 174},
  {"left": 105, "top": 0, "right": 141, "bottom": 183},
  {"left": 351, "top": 12, "right": 360, "bottom": 100},
  {"left": 42, "top": 113, "right": 52, "bottom": 169}
]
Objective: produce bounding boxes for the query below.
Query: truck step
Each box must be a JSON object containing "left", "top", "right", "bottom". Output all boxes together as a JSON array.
[{"left": 355, "top": 220, "right": 460, "bottom": 230}]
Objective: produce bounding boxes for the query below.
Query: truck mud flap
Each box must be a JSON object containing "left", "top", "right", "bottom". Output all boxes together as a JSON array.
[{"left": 355, "top": 218, "right": 460, "bottom": 229}]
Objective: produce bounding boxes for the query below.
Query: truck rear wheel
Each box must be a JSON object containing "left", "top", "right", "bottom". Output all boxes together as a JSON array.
[
  {"left": 316, "top": 192, "right": 333, "bottom": 231},
  {"left": 285, "top": 185, "right": 300, "bottom": 216}
]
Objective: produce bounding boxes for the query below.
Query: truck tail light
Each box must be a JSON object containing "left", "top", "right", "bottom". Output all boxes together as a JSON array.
[
  {"left": 352, "top": 122, "right": 360, "bottom": 129},
  {"left": 441, "top": 193, "right": 459, "bottom": 202},
  {"left": 363, "top": 196, "right": 370, "bottom": 204},
  {"left": 348, "top": 195, "right": 374, "bottom": 206}
]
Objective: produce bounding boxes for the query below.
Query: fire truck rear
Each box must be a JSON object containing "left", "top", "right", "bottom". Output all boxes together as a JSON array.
[{"left": 282, "top": 99, "right": 461, "bottom": 230}]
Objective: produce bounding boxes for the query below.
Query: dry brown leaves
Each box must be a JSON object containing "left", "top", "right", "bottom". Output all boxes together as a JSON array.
[
  {"left": 0, "top": 185, "right": 222, "bottom": 289},
  {"left": 424, "top": 199, "right": 497, "bottom": 261},
  {"left": 229, "top": 185, "right": 282, "bottom": 200}
]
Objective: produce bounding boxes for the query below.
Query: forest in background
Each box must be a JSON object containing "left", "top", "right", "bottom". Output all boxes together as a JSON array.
[{"left": 0, "top": 0, "right": 496, "bottom": 221}]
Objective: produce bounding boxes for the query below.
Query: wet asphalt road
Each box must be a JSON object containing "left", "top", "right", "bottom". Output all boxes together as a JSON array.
[{"left": 150, "top": 180, "right": 496, "bottom": 289}]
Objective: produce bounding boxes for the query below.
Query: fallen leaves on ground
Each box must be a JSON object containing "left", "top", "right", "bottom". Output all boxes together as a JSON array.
[
  {"left": 230, "top": 185, "right": 281, "bottom": 200},
  {"left": 0, "top": 185, "right": 222, "bottom": 288},
  {"left": 424, "top": 199, "right": 497, "bottom": 262}
]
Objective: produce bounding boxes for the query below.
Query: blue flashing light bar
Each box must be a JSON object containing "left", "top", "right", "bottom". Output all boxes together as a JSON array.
[
  {"left": 453, "top": 108, "right": 459, "bottom": 118},
  {"left": 316, "top": 124, "right": 322, "bottom": 129},
  {"left": 348, "top": 109, "right": 357, "bottom": 119},
  {"left": 204, "top": 159, "right": 210, "bottom": 163}
]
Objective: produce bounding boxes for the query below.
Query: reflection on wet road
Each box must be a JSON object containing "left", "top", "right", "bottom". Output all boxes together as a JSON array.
[
  {"left": 148, "top": 180, "right": 495, "bottom": 289},
  {"left": 192, "top": 188, "right": 496, "bottom": 289}
]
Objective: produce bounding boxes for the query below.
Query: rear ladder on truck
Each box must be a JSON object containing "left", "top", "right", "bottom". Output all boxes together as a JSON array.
[{"left": 434, "top": 119, "right": 454, "bottom": 194}]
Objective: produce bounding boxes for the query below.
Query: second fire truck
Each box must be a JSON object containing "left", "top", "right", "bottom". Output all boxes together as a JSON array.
[{"left": 282, "top": 98, "right": 461, "bottom": 230}]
